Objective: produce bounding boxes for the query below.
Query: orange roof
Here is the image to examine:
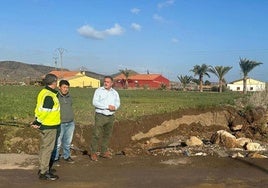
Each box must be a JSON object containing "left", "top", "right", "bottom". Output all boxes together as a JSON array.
[
  {"left": 114, "top": 73, "right": 128, "bottom": 80},
  {"left": 129, "top": 74, "right": 161, "bottom": 81},
  {"left": 114, "top": 74, "right": 163, "bottom": 81},
  {"left": 48, "top": 70, "right": 80, "bottom": 79}
]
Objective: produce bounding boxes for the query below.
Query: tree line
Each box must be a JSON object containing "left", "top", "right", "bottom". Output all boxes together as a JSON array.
[
  {"left": 178, "top": 58, "right": 263, "bottom": 94},
  {"left": 118, "top": 58, "right": 263, "bottom": 94}
]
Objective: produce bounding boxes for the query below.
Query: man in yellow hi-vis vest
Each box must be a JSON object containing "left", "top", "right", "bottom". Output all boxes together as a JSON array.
[{"left": 31, "top": 73, "right": 60, "bottom": 181}]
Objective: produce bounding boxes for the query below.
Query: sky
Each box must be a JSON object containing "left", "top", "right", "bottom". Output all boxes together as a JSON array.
[{"left": 0, "top": 0, "right": 268, "bottom": 82}]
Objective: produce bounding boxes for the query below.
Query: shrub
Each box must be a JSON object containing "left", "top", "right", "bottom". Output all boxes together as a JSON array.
[{"left": 247, "top": 91, "right": 268, "bottom": 110}]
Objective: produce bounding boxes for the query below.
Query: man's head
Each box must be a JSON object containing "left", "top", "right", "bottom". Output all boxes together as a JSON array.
[
  {"left": 59, "top": 80, "right": 70, "bottom": 95},
  {"left": 44, "top": 74, "right": 58, "bottom": 89},
  {"left": 103, "top": 76, "right": 113, "bottom": 90}
]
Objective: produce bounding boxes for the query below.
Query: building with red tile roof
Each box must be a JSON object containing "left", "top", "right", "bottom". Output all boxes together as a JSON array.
[{"left": 114, "top": 73, "right": 170, "bottom": 89}]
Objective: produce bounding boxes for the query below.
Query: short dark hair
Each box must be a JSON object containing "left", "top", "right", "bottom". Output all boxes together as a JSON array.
[
  {"left": 104, "top": 76, "right": 113, "bottom": 82},
  {"left": 44, "top": 74, "right": 58, "bottom": 85},
  {"left": 59, "top": 80, "right": 70, "bottom": 87}
]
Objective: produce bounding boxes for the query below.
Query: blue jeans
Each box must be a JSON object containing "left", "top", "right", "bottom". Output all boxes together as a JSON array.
[{"left": 54, "top": 121, "right": 75, "bottom": 160}]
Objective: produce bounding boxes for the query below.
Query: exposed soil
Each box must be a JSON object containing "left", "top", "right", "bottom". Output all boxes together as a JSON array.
[
  {"left": 73, "top": 107, "right": 233, "bottom": 154},
  {"left": 0, "top": 107, "right": 268, "bottom": 187},
  {"left": 73, "top": 106, "right": 268, "bottom": 156}
]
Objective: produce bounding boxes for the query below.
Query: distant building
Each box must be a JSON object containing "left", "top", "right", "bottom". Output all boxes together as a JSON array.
[
  {"left": 47, "top": 70, "right": 100, "bottom": 88},
  {"left": 114, "top": 73, "right": 170, "bottom": 89},
  {"left": 227, "top": 78, "right": 266, "bottom": 92}
]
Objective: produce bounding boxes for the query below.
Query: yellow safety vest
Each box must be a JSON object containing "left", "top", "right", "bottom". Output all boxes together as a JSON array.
[{"left": 34, "top": 88, "right": 60, "bottom": 126}]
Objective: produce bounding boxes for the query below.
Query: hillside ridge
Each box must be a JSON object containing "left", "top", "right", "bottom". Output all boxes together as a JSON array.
[{"left": 0, "top": 61, "right": 106, "bottom": 83}]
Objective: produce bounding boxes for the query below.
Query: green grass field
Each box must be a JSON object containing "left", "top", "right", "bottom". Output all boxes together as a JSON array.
[{"left": 0, "top": 86, "right": 243, "bottom": 125}]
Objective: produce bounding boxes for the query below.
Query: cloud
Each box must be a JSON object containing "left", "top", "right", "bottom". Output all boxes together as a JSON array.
[
  {"left": 153, "top": 14, "right": 165, "bottom": 23},
  {"left": 77, "top": 25, "right": 104, "bottom": 39},
  {"left": 158, "top": 0, "right": 175, "bottom": 9},
  {"left": 104, "top": 24, "right": 124, "bottom": 36},
  {"left": 77, "top": 24, "right": 124, "bottom": 40},
  {"left": 131, "top": 8, "right": 140, "bottom": 14},
  {"left": 131, "top": 23, "right": 142, "bottom": 31}
]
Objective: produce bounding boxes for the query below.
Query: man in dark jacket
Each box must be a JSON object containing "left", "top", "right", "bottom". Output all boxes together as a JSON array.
[{"left": 31, "top": 73, "right": 60, "bottom": 181}]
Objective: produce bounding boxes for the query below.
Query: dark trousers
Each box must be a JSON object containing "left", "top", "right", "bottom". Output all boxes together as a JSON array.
[{"left": 90, "top": 113, "right": 114, "bottom": 154}]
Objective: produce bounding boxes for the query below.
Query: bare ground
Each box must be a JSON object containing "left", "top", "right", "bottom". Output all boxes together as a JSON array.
[
  {"left": 0, "top": 153, "right": 268, "bottom": 188},
  {"left": 0, "top": 107, "right": 268, "bottom": 187}
]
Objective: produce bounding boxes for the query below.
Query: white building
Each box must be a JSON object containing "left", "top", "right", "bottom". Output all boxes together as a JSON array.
[{"left": 227, "top": 78, "right": 266, "bottom": 92}]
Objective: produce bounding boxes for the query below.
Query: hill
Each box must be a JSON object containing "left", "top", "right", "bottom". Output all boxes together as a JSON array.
[
  {"left": 0, "top": 61, "right": 58, "bottom": 83},
  {"left": 0, "top": 61, "right": 105, "bottom": 84}
]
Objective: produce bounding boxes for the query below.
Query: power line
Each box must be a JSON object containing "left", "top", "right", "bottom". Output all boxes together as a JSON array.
[
  {"left": 55, "top": 48, "right": 67, "bottom": 77},
  {"left": 52, "top": 56, "right": 58, "bottom": 70}
]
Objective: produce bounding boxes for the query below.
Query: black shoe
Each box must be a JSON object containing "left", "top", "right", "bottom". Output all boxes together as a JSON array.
[
  {"left": 50, "top": 168, "right": 57, "bottom": 174},
  {"left": 38, "top": 168, "right": 56, "bottom": 175},
  {"left": 64, "top": 157, "right": 74, "bottom": 163},
  {"left": 39, "top": 172, "right": 59, "bottom": 181}
]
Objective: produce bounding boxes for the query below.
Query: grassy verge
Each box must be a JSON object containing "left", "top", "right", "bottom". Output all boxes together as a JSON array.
[{"left": 0, "top": 86, "right": 243, "bottom": 125}]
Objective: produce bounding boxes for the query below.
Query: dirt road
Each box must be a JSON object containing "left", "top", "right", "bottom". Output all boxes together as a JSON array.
[
  {"left": 1, "top": 107, "right": 268, "bottom": 187},
  {"left": 0, "top": 153, "right": 267, "bottom": 188}
]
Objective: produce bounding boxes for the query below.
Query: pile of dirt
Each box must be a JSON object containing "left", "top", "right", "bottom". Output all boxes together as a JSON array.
[
  {"left": 72, "top": 107, "right": 229, "bottom": 154},
  {"left": 73, "top": 106, "right": 268, "bottom": 156},
  {"left": 1, "top": 106, "right": 267, "bottom": 156}
]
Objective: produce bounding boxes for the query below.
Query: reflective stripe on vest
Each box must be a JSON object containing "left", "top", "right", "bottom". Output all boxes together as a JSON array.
[{"left": 35, "top": 89, "right": 60, "bottom": 126}]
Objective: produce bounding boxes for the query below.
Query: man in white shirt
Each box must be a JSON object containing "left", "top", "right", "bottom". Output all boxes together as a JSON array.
[{"left": 90, "top": 76, "right": 120, "bottom": 161}]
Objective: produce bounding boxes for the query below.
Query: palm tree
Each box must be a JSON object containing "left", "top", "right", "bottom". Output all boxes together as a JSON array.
[
  {"left": 239, "top": 58, "right": 263, "bottom": 94},
  {"left": 190, "top": 64, "right": 210, "bottom": 92},
  {"left": 119, "top": 68, "right": 131, "bottom": 89},
  {"left": 209, "top": 66, "right": 232, "bottom": 93},
  {"left": 177, "top": 75, "right": 193, "bottom": 91}
]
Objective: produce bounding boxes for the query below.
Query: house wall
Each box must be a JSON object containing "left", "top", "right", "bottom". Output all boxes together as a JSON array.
[
  {"left": 227, "top": 79, "right": 266, "bottom": 92},
  {"left": 155, "top": 76, "right": 170, "bottom": 87},
  {"left": 227, "top": 84, "right": 265, "bottom": 91},
  {"left": 130, "top": 80, "right": 155, "bottom": 88},
  {"left": 68, "top": 76, "right": 100, "bottom": 88},
  {"left": 114, "top": 75, "right": 170, "bottom": 89},
  {"left": 128, "top": 76, "right": 169, "bottom": 89}
]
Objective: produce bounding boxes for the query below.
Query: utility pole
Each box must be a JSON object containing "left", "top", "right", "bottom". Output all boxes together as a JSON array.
[
  {"left": 55, "top": 48, "right": 67, "bottom": 78},
  {"left": 53, "top": 56, "right": 58, "bottom": 70}
]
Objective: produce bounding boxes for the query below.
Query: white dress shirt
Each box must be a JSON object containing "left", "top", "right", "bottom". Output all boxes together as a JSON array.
[{"left": 92, "top": 87, "right": 120, "bottom": 116}]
